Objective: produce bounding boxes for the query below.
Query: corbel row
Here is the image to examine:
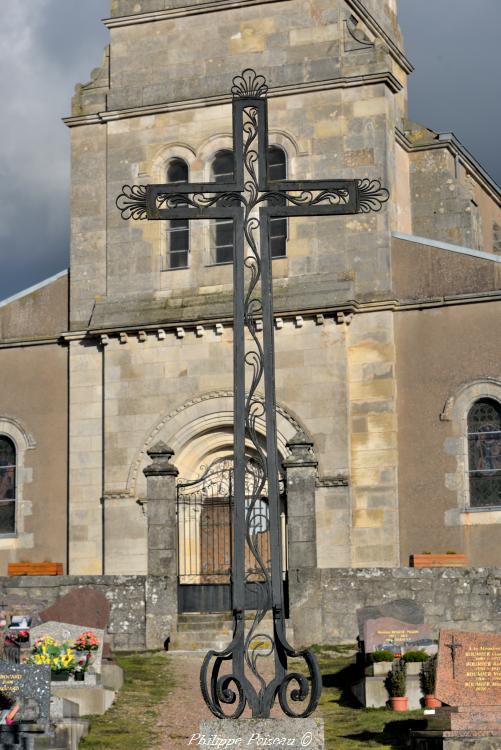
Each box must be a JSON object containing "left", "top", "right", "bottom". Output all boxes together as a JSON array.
[{"left": 98, "top": 309, "right": 354, "bottom": 347}]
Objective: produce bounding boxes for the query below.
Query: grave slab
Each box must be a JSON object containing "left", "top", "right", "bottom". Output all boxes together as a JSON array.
[
  {"left": 50, "top": 686, "right": 116, "bottom": 716},
  {"left": 199, "top": 718, "right": 324, "bottom": 750}
]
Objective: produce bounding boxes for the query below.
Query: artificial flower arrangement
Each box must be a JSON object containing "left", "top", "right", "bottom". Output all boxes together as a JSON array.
[
  {"left": 4, "top": 629, "right": 30, "bottom": 645},
  {"left": 28, "top": 635, "right": 77, "bottom": 674},
  {"left": 73, "top": 631, "right": 100, "bottom": 678},
  {"left": 74, "top": 631, "right": 99, "bottom": 652}
]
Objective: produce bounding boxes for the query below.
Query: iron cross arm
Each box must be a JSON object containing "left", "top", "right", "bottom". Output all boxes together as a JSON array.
[{"left": 117, "top": 176, "right": 388, "bottom": 222}]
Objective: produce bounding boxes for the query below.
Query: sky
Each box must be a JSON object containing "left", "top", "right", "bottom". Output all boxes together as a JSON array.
[{"left": 0, "top": 0, "right": 500, "bottom": 301}]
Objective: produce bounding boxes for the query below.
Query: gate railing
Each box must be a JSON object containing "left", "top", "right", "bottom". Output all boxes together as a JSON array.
[{"left": 177, "top": 457, "right": 285, "bottom": 586}]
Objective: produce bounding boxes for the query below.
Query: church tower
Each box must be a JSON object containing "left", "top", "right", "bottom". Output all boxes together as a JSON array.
[
  {"left": 62, "top": 0, "right": 501, "bottom": 582},
  {"left": 65, "top": 0, "right": 409, "bottom": 575}
]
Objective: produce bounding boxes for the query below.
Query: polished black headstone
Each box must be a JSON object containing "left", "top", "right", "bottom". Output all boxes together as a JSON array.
[{"left": 0, "top": 661, "right": 50, "bottom": 726}]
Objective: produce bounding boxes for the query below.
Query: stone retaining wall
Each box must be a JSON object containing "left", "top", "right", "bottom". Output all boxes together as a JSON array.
[
  {"left": 1, "top": 569, "right": 499, "bottom": 653},
  {"left": 0, "top": 575, "right": 176, "bottom": 651},
  {"left": 289, "top": 567, "right": 501, "bottom": 647}
]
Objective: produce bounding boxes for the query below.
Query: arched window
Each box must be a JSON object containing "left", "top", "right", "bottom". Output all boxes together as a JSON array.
[
  {"left": 210, "top": 147, "right": 288, "bottom": 263},
  {"left": 167, "top": 158, "right": 189, "bottom": 269},
  {"left": 268, "top": 146, "right": 287, "bottom": 258},
  {"left": 0, "top": 436, "right": 16, "bottom": 535},
  {"left": 467, "top": 399, "right": 501, "bottom": 507},
  {"left": 212, "top": 150, "right": 235, "bottom": 264}
]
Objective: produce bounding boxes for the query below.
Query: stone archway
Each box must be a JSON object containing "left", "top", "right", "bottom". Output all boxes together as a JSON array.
[{"left": 127, "top": 390, "right": 309, "bottom": 499}]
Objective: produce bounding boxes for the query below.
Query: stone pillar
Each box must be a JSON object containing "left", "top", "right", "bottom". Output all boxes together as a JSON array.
[
  {"left": 143, "top": 441, "right": 179, "bottom": 649},
  {"left": 282, "top": 431, "right": 318, "bottom": 571}
]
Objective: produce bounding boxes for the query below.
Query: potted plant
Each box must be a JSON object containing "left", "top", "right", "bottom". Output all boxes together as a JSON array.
[
  {"left": 29, "top": 636, "right": 76, "bottom": 681},
  {"left": 402, "top": 649, "right": 429, "bottom": 675},
  {"left": 420, "top": 655, "right": 441, "bottom": 708},
  {"left": 385, "top": 659, "right": 408, "bottom": 711}
]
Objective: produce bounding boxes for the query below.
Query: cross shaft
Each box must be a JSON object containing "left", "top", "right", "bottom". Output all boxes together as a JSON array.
[{"left": 117, "top": 68, "right": 389, "bottom": 719}]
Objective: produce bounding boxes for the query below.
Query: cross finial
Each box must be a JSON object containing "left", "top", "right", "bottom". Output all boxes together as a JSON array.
[{"left": 231, "top": 68, "right": 268, "bottom": 99}]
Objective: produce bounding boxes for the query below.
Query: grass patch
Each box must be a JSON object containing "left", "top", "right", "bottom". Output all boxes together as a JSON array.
[
  {"left": 79, "top": 652, "right": 172, "bottom": 750},
  {"left": 313, "top": 647, "right": 427, "bottom": 749}
]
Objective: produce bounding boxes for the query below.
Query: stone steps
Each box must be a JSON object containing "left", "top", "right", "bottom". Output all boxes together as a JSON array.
[{"left": 171, "top": 612, "right": 293, "bottom": 651}]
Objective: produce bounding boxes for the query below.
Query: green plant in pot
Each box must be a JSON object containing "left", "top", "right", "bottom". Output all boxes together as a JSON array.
[
  {"left": 385, "top": 659, "right": 408, "bottom": 711},
  {"left": 420, "top": 654, "right": 441, "bottom": 708},
  {"left": 402, "top": 650, "right": 429, "bottom": 663},
  {"left": 371, "top": 649, "right": 395, "bottom": 663}
]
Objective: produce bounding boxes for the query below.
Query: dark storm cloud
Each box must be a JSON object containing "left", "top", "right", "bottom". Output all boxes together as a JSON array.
[
  {"left": 398, "top": 0, "right": 501, "bottom": 186},
  {"left": 0, "top": 1, "right": 108, "bottom": 301},
  {"left": 0, "top": 1, "right": 499, "bottom": 301}
]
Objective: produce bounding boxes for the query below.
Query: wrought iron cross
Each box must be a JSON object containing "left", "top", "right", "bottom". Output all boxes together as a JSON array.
[
  {"left": 117, "top": 69, "right": 389, "bottom": 719},
  {"left": 446, "top": 634, "right": 463, "bottom": 680}
]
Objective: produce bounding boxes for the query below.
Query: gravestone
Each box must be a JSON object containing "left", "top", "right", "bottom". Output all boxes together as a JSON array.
[
  {"left": 353, "top": 615, "right": 436, "bottom": 710},
  {"left": 363, "top": 616, "right": 435, "bottom": 656},
  {"left": 412, "top": 629, "right": 501, "bottom": 748},
  {"left": 0, "top": 661, "right": 50, "bottom": 725},
  {"left": 40, "top": 588, "right": 110, "bottom": 630},
  {"left": 357, "top": 599, "right": 425, "bottom": 634},
  {"left": 30, "top": 622, "right": 105, "bottom": 675}
]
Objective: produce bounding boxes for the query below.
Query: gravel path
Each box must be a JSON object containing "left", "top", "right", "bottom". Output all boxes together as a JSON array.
[
  {"left": 156, "top": 652, "right": 212, "bottom": 749},
  {"left": 155, "top": 650, "right": 289, "bottom": 748}
]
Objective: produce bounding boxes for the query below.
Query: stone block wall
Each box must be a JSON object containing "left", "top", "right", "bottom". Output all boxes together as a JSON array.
[
  {"left": 0, "top": 575, "right": 175, "bottom": 651},
  {"left": 290, "top": 567, "right": 501, "bottom": 647}
]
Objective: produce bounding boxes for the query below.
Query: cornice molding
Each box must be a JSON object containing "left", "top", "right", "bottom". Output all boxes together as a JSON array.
[
  {"left": 396, "top": 127, "right": 501, "bottom": 208},
  {"left": 104, "top": 0, "right": 286, "bottom": 27},
  {"left": 103, "top": 0, "right": 413, "bottom": 75},
  {"left": 55, "top": 288, "right": 501, "bottom": 345},
  {"left": 0, "top": 335, "right": 65, "bottom": 350},
  {"left": 345, "top": 0, "right": 413, "bottom": 74},
  {"left": 64, "top": 71, "right": 402, "bottom": 128}
]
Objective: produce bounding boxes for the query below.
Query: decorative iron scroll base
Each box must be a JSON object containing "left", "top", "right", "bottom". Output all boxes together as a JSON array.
[{"left": 117, "top": 69, "right": 389, "bottom": 718}]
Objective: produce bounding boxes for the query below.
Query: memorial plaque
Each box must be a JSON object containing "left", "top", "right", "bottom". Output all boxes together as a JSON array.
[
  {"left": 363, "top": 616, "right": 434, "bottom": 654},
  {"left": 30, "top": 622, "right": 104, "bottom": 674},
  {"left": 0, "top": 661, "right": 50, "bottom": 725},
  {"left": 436, "top": 629, "right": 501, "bottom": 707}
]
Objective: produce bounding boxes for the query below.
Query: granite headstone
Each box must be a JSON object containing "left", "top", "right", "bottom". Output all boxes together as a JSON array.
[
  {"left": 357, "top": 599, "right": 425, "bottom": 634},
  {"left": 40, "top": 588, "right": 110, "bottom": 631},
  {"left": 0, "top": 661, "right": 50, "bottom": 725},
  {"left": 436, "top": 629, "right": 501, "bottom": 709},
  {"left": 363, "top": 616, "right": 435, "bottom": 655},
  {"left": 416, "top": 629, "right": 501, "bottom": 740}
]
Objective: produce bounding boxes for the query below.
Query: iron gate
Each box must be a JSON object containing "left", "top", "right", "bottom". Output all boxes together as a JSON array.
[{"left": 177, "top": 457, "right": 287, "bottom": 613}]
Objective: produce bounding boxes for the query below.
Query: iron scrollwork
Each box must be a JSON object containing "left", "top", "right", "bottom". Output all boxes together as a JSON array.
[{"left": 116, "top": 68, "right": 390, "bottom": 719}]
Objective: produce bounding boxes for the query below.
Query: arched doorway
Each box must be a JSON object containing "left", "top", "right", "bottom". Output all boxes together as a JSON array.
[{"left": 177, "top": 456, "right": 288, "bottom": 613}]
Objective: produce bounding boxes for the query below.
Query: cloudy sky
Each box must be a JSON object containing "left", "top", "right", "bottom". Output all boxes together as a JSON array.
[{"left": 0, "top": 0, "right": 499, "bottom": 301}]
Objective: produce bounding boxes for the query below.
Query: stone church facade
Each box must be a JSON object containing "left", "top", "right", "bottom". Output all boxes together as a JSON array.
[{"left": 0, "top": 0, "right": 500, "bottom": 589}]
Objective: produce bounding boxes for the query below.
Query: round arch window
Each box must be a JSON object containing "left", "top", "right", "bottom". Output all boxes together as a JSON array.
[
  {"left": 467, "top": 399, "right": 501, "bottom": 507},
  {"left": 0, "top": 436, "right": 16, "bottom": 534}
]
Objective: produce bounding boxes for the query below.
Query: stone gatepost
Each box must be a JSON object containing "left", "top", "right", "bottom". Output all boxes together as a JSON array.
[
  {"left": 282, "top": 431, "right": 318, "bottom": 571},
  {"left": 143, "top": 441, "right": 179, "bottom": 650}
]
